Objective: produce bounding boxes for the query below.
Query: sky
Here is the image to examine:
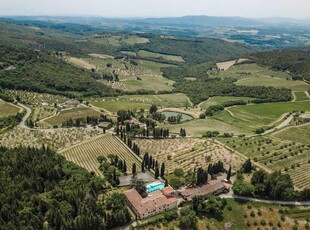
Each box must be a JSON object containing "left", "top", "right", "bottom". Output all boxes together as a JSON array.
[{"left": 0, "top": 0, "right": 309, "bottom": 19}]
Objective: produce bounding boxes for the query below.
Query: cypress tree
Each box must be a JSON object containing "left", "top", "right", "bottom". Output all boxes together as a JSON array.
[
  {"left": 155, "top": 167, "right": 159, "bottom": 179},
  {"left": 141, "top": 160, "right": 145, "bottom": 172},
  {"left": 132, "top": 163, "right": 137, "bottom": 175},
  {"left": 227, "top": 166, "right": 232, "bottom": 181},
  {"left": 160, "top": 162, "right": 165, "bottom": 178},
  {"left": 123, "top": 160, "right": 127, "bottom": 173}
]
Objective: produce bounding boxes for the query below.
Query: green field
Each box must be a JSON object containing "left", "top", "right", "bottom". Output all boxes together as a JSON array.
[
  {"left": 159, "top": 117, "right": 248, "bottom": 137},
  {"left": 273, "top": 124, "right": 310, "bottom": 145},
  {"left": 90, "top": 100, "right": 151, "bottom": 113},
  {"left": 294, "top": 91, "right": 310, "bottom": 101},
  {"left": 116, "top": 93, "right": 190, "bottom": 108},
  {"left": 199, "top": 96, "right": 255, "bottom": 110},
  {"left": 44, "top": 107, "right": 102, "bottom": 126},
  {"left": 219, "top": 63, "right": 291, "bottom": 80},
  {"left": 123, "top": 75, "right": 174, "bottom": 92},
  {"left": 215, "top": 101, "right": 310, "bottom": 132},
  {"left": 137, "top": 50, "right": 185, "bottom": 62},
  {"left": 236, "top": 76, "right": 310, "bottom": 91},
  {"left": 0, "top": 102, "right": 21, "bottom": 117}
]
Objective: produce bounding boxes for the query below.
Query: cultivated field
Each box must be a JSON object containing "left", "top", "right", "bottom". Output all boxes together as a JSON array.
[
  {"left": 219, "top": 63, "right": 291, "bottom": 80},
  {"left": 123, "top": 75, "right": 174, "bottom": 92},
  {"left": 0, "top": 126, "right": 101, "bottom": 150},
  {"left": 199, "top": 96, "right": 255, "bottom": 110},
  {"left": 135, "top": 138, "right": 243, "bottom": 174},
  {"left": 272, "top": 124, "right": 310, "bottom": 145},
  {"left": 43, "top": 107, "right": 102, "bottom": 127},
  {"left": 137, "top": 50, "right": 185, "bottom": 62},
  {"left": 115, "top": 93, "right": 191, "bottom": 108},
  {"left": 90, "top": 100, "right": 151, "bottom": 113},
  {"left": 66, "top": 57, "right": 96, "bottom": 70},
  {"left": 216, "top": 101, "right": 310, "bottom": 132},
  {"left": 159, "top": 117, "right": 251, "bottom": 137},
  {"left": 219, "top": 135, "right": 310, "bottom": 189},
  {"left": 216, "top": 60, "right": 236, "bottom": 71},
  {"left": 6, "top": 90, "right": 67, "bottom": 121},
  {"left": 88, "top": 53, "right": 114, "bottom": 59},
  {"left": 294, "top": 91, "right": 310, "bottom": 101},
  {"left": 0, "top": 101, "right": 21, "bottom": 117},
  {"left": 236, "top": 76, "right": 310, "bottom": 91},
  {"left": 87, "top": 35, "right": 149, "bottom": 46},
  {"left": 59, "top": 134, "right": 141, "bottom": 177}
]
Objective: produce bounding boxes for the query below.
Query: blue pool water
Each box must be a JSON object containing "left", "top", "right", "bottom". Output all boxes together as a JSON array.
[{"left": 146, "top": 182, "right": 165, "bottom": 193}]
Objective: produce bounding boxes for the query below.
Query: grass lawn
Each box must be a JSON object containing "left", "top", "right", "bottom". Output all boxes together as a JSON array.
[
  {"left": 45, "top": 107, "right": 101, "bottom": 126},
  {"left": 90, "top": 100, "right": 151, "bottom": 113},
  {"left": 0, "top": 102, "right": 21, "bottom": 117},
  {"left": 199, "top": 96, "right": 255, "bottom": 110},
  {"left": 294, "top": 91, "right": 310, "bottom": 101},
  {"left": 137, "top": 50, "right": 185, "bottom": 62},
  {"left": 236, "top": 76, "right": 310, "bottom": 91}
]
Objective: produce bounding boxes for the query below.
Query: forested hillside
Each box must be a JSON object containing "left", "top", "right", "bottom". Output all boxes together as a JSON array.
[
  {"left": 0, "top": 46, "right": 116, "bottom": 97},
  {"left": 0, "top": 146, "right": 105, "bottom": 229},
  {"left": 251, "top": 48, "right": 310, "bottom": 82}
]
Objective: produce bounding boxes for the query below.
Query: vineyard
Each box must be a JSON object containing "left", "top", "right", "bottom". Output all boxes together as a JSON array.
[
  {"left": 134, "top": 138, "right": 243, "bottom": 174},
  {"left": 59, "top": 134, "right": 141, "bottom": 177},
  {"left": 219, "top": 136, "right": 310, "bottom": 190}
]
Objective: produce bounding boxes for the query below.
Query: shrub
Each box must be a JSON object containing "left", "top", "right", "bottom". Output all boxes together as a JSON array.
[
  {"left": 261, "top": 219, "right": 266, "bottom": 226},
  {"left": 250, "top": 210, "right": 255, "bottom": 217}
]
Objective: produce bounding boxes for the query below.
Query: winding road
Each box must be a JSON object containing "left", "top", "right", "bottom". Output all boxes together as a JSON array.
[{"left": 220, "top": 194, "right": 310, "bottom": 206}]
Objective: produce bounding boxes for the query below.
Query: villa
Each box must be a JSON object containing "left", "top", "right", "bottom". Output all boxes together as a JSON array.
[{"left": 124, "top": 185, "right": 177, "bottom": 220}]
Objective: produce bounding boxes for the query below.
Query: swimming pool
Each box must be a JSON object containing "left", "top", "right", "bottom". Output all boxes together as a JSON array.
[{"left": 146, "top": 182, "right": 165, "bottom": 193}]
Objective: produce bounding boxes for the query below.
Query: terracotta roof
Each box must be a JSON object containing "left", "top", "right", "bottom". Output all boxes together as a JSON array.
[
  {"left": 180, "top": 180, "right": 225, "bottom": 199},
  {"left": 124, "top": 188, "right": 177, "bottom": 216},
  {"left": 162, "top": 185, "right": 175, "bottom": 195}
]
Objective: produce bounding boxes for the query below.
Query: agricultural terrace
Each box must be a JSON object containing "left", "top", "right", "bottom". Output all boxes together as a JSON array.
[
  {"left": 122, "top": 75, "right": 174, "bottom": 92},
  {"left": 59, "top": 134, "right": 141, "bottom": 177},
  {"left": 0, "top": 126, "right": 100, "bottom": 150},
  {"left": 219, "top": 135, "right": 310, "bottom": 189},
  {"left": 199, "top": 96, "right": 255, "bottom": 110},
  {"left": 215, "top": 101, "right": 310, "bottom": 132},
  {"left": 137, "top": 50, "right": 185, "bottom": 62},
  {"left": 159, "top": 117, "right": 251, "bottom": 137},
  {"left": 6, "top": 90, "right": 68, "bottom": 121},
  {"left": 42, "top": 107, "right": 102, "bottom": 127},
  {"left": 110, "top": 93, "right": 191, "bottom": 108},
  {"left": 0, "top": 100, "right": 21, "bottom": 117},
  {"left": 294, "top": 91, "right": 310, "bottom": 101},
  {"left": 90, "top": 100, "right": 151, "bottom": 113},
  {"left": 134, "top": 138, "right": 243, "bottom": 174},
  {"left": 236, "top": 76, "right": 310, "bottom": 91}
]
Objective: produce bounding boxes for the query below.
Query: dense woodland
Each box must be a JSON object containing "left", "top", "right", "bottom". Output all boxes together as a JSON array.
[
  {"left": 0, "top": 146, "right": 130, "bottom": 229},
  {"left": 252, "top": 48, "right": 310, "bottom": 83},
  {"left": 0, "top": 46, "right": 117, "bottom": 98}
]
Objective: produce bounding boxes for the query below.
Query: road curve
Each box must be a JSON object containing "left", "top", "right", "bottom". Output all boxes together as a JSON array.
[
  {"left": 220, "top": 194, "right": 310, "bottom": 206},
  {"left": 17, "top": 103, "right": 37, "bottom": 131}
]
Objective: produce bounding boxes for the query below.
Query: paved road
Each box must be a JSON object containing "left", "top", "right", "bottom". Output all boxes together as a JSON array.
[
  {"left": 246, "top": 113, "right": 294, "bottom": 137},
  {"left": 220, "top": 194, "right": 310, "bottom": 206},
  {"left": 17, "top": 102, "right": 36, "bottom": 130}
]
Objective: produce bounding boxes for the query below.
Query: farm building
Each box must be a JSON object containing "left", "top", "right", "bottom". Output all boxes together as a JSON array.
[
  {"left": 180, "top": 180, "right": 230, "bottom": 201},
  {"left": 98, "top": 121, "right": 112, "bottom": 129},
  {"left": 58, "top": 99, "right": 80, "bottom": 109},
  {"left": 124, "top": 186, "right": 177, "bottom": 219}
]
